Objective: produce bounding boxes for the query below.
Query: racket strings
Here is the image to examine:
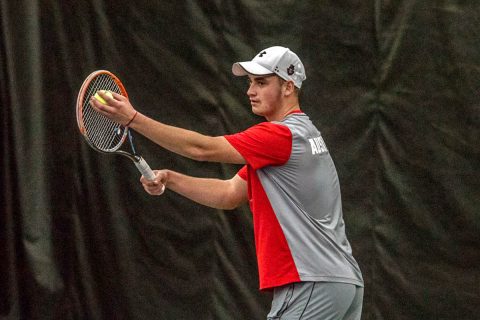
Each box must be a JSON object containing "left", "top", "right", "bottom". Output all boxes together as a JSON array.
[
  {"left": 81, "top": 74, "right": 126, "bottom": 151},
  {"left": 85, "top": 77, "right": 119, "bottom": 148}
]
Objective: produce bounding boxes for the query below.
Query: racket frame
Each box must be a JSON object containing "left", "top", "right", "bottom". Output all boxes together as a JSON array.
[{"left": 76, "top": 70, "right": 156, "bottom": 180}]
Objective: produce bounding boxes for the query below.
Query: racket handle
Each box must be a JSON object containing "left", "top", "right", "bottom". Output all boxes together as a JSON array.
[{"left": 134, "top": 157, "right": 156, "bottom": 181}]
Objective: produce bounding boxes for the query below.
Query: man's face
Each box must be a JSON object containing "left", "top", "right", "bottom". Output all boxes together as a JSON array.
[{"left": 246, "top": 75, "right": 284, "bottom": 119}]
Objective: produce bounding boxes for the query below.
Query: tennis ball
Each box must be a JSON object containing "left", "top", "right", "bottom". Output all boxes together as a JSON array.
[{"left": 94, "top": 90, "right": 113, "bottom": 105}]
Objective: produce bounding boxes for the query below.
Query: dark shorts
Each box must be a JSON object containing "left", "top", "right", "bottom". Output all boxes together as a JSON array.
[{"left": 267, "top": 282, "right": 363, "bottom": 320}]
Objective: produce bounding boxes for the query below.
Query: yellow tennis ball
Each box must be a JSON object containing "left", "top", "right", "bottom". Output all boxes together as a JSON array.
[{"left": 94, "top": 90, "right": 113, "bottom": 105}]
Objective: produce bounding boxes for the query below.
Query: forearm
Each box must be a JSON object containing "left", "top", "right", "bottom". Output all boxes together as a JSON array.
[
  {"left": 164, "top": 170, "right": 246, "bottom": 210},
  {"left": 129, "top": 112, "right": 214, "bottom": 161}
]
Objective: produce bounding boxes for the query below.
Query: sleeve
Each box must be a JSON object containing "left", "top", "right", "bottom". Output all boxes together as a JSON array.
[
  {"left": 237, "top": 165, "right": 248, "bottom": 180},
  {"left": 224, "top": 122, "right": 292, "bottom": 170}
]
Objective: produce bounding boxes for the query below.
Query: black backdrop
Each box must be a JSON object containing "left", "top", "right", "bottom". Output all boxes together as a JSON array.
[{"left": 1, "top": 1, "right": 479, "bottom": 319}]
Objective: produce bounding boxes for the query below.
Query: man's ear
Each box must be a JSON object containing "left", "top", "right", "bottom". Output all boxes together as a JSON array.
[{"left": 284, "top": 80, "right": 296, "bottom": 96}]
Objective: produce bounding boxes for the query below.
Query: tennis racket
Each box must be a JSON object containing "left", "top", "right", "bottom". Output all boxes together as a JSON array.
[{"left": 76, "top": 70, "right": 156, "bottom": 181}]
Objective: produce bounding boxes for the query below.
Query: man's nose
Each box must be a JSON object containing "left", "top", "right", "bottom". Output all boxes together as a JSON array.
[{"left": 247, "top": 84, "right": 255, "bottom": 96}]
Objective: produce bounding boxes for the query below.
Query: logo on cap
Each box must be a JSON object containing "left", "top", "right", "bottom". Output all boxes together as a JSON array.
[
  {"left": 259, "top": 51, "right": 267, "bottom": 57},
  {"left": 287, "top": 64, "right": 295, "bottom": 76}
]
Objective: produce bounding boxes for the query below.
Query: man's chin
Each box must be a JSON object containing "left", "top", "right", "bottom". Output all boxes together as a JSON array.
[
  {"left": 251, "top": 107, "right": 263, "bottom": 117},
  {"left": 251, "top": 104, "right": 262, "bottom": 113}
]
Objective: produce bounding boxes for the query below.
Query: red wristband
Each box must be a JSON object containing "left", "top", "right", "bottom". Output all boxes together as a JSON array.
[{"left": 125, "top": 111, "right": 138, "bottom": 127}]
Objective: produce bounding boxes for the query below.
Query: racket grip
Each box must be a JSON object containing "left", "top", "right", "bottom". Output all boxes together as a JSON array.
[{"left": 135, "top": 157, "right": 156, "bottom": 181}]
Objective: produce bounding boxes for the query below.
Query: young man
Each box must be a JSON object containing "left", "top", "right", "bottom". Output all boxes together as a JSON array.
[{"left": 91, "top": 46, "right": 364, "bottom": 319}]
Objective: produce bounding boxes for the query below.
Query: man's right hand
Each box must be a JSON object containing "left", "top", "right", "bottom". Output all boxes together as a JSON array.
[{"left": 140, "top": 170, "right": 167, "bottom": 195}]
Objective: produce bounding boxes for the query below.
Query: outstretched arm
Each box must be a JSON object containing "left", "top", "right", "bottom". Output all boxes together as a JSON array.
[
  {"left": 141, "top": 170, "right": 248, "bottom": 210},
  {"left": 90, "top": 92, "right": 245, "bottom": 164}
]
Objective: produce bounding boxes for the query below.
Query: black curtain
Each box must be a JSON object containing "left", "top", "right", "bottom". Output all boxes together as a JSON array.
[{"left": 1, "top": 1, "right": 479, "bottom": 319}]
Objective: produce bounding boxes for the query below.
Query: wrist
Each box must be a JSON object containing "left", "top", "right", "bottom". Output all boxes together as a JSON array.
[
  {"left": 125, "top": 110, "right": 138, "bottom": 127},
  {"left": 164, "top": 170, "right": 178, "bottom": 189}
]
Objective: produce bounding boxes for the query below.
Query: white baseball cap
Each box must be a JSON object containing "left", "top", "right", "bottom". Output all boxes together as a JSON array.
[{"left": 232, "top": 46, "right": 306, "bottom": 88}]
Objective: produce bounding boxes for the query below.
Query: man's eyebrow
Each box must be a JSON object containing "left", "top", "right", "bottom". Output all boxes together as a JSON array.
[{"left": 250, "top": 75, "right": 275, "bottom": 81}]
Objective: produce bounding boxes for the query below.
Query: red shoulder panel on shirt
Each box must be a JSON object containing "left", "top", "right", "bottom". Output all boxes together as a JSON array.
[{"left": 225, "top": 122, "right": 292, "bottom": 170}]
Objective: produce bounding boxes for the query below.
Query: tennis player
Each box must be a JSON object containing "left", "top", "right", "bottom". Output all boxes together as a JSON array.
[{"left": 91, "top": 46, "right": 364, "bottom": 319}]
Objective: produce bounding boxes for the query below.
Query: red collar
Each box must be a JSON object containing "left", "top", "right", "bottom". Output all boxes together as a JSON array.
[{"left": 286, "top": 109, "right": 303, "bottom": 116}]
